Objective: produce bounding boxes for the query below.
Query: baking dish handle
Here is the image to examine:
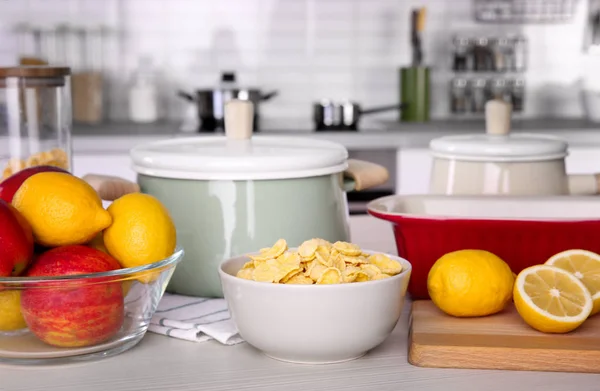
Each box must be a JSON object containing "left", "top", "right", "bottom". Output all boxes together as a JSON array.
[
  {"left": 82, "top": 174, "right": 140, "bottom": 201},
  {"left": 343, "top": 159, "right": 390, "bottom": 192},
  {"left": 568, "top": 173, "right": 600, "bottom": 195}
]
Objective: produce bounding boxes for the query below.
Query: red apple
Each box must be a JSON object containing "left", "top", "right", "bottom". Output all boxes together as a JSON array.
[
  {"left": 0, "top": 200, "right": 34, "bottom": 276},
  {"left": 20, "top": 245, "right": 125, "bottom": 348},
  {"left": 0, "top": 165, "right": 70, "bottom": 203}
]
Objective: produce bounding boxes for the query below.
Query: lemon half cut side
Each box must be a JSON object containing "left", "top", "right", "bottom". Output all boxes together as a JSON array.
[{"left": 513, "top": 265, "right": 593, "bottom": 334}]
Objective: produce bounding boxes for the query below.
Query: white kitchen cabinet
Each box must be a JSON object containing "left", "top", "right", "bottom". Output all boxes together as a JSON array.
[
  {"left": 396, "top": 149, "right": 432, "bottom": 195},
  {"left": 396, "top": 147, "right": 600, "bottom": 196},
  {"left": 565, "top": 148, "right": 600, "bottom": 174}
]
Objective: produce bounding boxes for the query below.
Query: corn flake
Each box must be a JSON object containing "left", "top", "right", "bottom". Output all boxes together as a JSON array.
[
  {"left": 241, "top": 260, "right": 255, "bottom": 269},
  {"left": 236, "top": 238, "right": 402, "bottom": 285},
  {"left": 368, "top": 253, "right": 403, "bottom": 275},
  {"left": 315, "top": 246, "right": 333, "bottom": 267},
  {"left": 236, "top": 268, "right": 254, "bottom": 280},
  {"left": 251, "top": 262, "right": 278, "bottom": 283},
  {"left": 316, "top": 268, "right": 342, "bottom": 284},
  {"left": 298, "top": 239, "right": 319, "bottom": 260},
  {"left": 286, "top": 274, "right": 314, "bottom": 285},
  {"left": 309, "top": 264, "right": 329, "bottom": 281},
  {"left": 333, "top": 241, "right": 361, "bottom": 256}
]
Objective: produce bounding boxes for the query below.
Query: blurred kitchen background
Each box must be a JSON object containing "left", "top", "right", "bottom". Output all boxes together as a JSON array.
[
  {"left": 1, "top": 0, "right": 599, "bottom": 128},
  {"left": 2, "top": 0, "right": 600, "bottom": 213}
]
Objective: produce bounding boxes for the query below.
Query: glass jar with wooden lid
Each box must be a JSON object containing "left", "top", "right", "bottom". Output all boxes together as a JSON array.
[{"left": 0, "top": 66, "right": 72, "bottom": 180}]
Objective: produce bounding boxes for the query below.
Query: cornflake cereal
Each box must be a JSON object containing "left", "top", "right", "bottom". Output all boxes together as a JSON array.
[
  {"left": 235, "top": 238, "right": 403, "bottom": 284},
  {"left": 2, "top": 148, "right": 69, "bottom": 179}
]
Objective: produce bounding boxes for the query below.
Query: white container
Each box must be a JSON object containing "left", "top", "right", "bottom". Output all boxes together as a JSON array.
[
  {"left": 429, "top": 100, "right": 600, "bottom": 196},
  {"left": 128, "top": 56, "right": 159, "bottom": 123},
  {"left": 218, "top": 249, "right": 411, "bottom": 364}
]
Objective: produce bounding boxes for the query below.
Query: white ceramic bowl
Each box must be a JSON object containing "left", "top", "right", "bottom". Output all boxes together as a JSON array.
[{"left": 218, "top": 250, "right": 412, "bottom": 364}]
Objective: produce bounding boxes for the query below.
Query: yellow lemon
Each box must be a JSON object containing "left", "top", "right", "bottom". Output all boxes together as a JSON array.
[
  {"left": 0, "top": 290, "right": 27, "bottom": 332},
  {"left": 103, "top": 193, "right": 176, "bottom": 283},
  {"left": 12, "top": 172, "right": 112, "bottom": 247},
  {"left": 514, "top": 265, "right": 593, "bottom": 333},
  {"left": 544, "top": 249, "right": 600, "bottom": 316},
  {"left": 427, "top": 249, "right": 515, "bottom": 317}
]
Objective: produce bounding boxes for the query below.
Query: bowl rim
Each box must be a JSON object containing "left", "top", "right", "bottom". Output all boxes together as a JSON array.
[
  {"left": 0, "top": 247, "right": 185, "bottom": 284},
  {"left": 366, "top": 194, "right": 600, "bottom": 222},
  {"left": 218, "top": 248, "right": 412, "bottom": 290}
]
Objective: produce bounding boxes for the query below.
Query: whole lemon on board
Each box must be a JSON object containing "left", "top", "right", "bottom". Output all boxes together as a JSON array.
[
  {"left": 103, "top": 193, "right": 176, "bottom": 283},
  {"left": 11, "top": 172, "right": 112, "bottom": 247},
  {"left": 427, "top": 250, "right": 515, "bottom": 317},
  {"left": 0, "top": 290, "right": 27, "bottom": 332}
]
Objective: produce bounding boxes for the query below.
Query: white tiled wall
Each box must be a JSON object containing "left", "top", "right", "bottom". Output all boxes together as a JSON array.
[{"left": 0, "top": 0, "right": 593, "bottom": 125}]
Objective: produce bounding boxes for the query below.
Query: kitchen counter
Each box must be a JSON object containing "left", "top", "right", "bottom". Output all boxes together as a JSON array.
[
  {"left": 72, "top": 118, "right": 600, "bottom": 154},
  {"left": 1, "top": 216, "right": 598, "bottom": 391}
]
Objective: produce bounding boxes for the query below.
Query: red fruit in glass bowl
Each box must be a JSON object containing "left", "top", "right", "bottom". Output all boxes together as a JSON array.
[
  {"left": 0, "top": 199, "right": 34, "bottom": 277},
  {"left": 0, "top": 165, "right": 70, "bottom": 203},
  {"left": 20, "top": 245, "right": 125, "bottom": 348}
]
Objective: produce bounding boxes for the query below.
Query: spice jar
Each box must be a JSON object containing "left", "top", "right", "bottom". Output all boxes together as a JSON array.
[
  {"left": 470, "top": 78, "right": 489, "bottom": 113},
  {"left": 493, "top": 37, "right": 514, "bottom": 72},
  {"left": 0, "top": 66, "right": 72, "bottom": 179},
  {"left": 452, "top": 36, "right": 471, "bottom": 72},
  {"left": 473, "top": 37, "right": 494, "bottom": 72},
  {"left": 510, "top": 78, "right": 526, "bottom": 112},
  {"left": 69, "top": 27, "right": 105, "bottom": 125},
  {"left": 512, "top": 36, "right": 527, "bottom": 72},
  {"left": 450, "top": 78, "right": 469, "bottom": 113}
]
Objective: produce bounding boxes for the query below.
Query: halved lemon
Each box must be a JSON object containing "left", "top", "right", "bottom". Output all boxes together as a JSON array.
[
  {"left": 545, "top": 249, "right": 600, "bottom": 316},
  {"left": 513, "top": 265, "right": 593, "bottom": 333}
]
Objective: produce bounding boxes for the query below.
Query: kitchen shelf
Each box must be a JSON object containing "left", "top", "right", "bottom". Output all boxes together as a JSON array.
[{"left": 473, "top": 0, "right": 580, "bottom": 23}]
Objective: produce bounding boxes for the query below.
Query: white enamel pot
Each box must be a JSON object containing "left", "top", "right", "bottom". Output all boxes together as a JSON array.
[
  {"left": 429, "top": 99, "right": 600, "bottom": 196},
  {"left": 86, "top": 100, "right": 390, "bottom": 298}
]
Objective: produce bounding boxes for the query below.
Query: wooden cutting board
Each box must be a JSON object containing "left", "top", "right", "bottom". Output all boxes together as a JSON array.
[{"left": 408, "top": 300, "right": 600, "bottom": 373}]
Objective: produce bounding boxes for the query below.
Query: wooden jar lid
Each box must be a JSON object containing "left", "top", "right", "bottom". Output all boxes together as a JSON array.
[
  {"left": 0, "top": 66, "right": 71, "bottom": 78},
  {"left": 0, "top": 66, "right": 71, "bottom": 87}
]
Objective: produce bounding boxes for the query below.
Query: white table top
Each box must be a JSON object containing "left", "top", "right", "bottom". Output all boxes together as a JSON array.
[{"left": 1, "top": 216, "right": 599, "bottom": 391}]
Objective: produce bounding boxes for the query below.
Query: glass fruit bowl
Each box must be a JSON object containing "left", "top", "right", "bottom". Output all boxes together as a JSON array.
[{"left": 0, "top": 247, "right": 184, "bottom": 365}]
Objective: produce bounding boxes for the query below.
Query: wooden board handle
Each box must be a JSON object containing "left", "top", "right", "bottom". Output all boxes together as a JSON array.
[
  {"left": 344, "top": 159, "right": 390, "bottom": 191},
  {"left": 82, "top": 174, "right": 140, "bottom": 201}
]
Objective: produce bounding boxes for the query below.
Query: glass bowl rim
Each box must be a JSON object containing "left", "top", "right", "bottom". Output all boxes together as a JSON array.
[{"left": 0, "top": 247, "right": 184, "bottom": 284}]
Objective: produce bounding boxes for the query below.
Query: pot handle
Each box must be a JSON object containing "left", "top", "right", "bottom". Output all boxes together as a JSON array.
[
  {"left": 343, "top": 159, "right": 390, "bottom": 192},
  {"left": 177, "top": 90, "right": 196, "bottom": 102},
  {"left": 82, "top": 174, "right": 140, "bottom": 201},
  {"left": 568, "top": 173, "right": 600, "bottom": 195},
  {"left": 261, "top": 90, "right": 279, "bottom": 101}
]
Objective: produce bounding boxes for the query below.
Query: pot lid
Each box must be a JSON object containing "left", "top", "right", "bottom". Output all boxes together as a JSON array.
[
  {"left": 429, "top": 100, "right": 568, "bottom": 162},
  {"left": 130, "top": 100, "right": 348, "bottom": 180}
]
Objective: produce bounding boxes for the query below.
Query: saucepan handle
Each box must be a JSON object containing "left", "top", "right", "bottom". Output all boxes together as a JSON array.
[
  {"left": 343, "top": 159, "right": 390, "bottom": 192},
  {"left": 82, "top": 174, "right": 140, "bottom": 201},
  {"left": 567, "top": 173, "right": 600, "bottom": 195}
]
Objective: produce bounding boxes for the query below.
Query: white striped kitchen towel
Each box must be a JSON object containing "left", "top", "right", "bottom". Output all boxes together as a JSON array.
[{"left": 148, "top": 293, "right": 244, "bottom": 345}]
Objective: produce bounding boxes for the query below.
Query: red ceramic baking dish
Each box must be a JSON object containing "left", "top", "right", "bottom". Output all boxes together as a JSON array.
[{"left": 367, "top": 195, "right": 600, "bottom": 300}]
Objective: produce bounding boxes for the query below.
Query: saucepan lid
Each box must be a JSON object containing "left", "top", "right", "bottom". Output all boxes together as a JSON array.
[
  {"left": 429, "top": 100, "right": 568, "bottom": 162},
  {"left": 131, "top": 100, "right": 348, "bottom": 181}
]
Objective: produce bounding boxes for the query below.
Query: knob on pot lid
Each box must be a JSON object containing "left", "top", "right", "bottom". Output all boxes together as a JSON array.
[
  {"left": 429, "top": 100, "right": 568, "bottom": 162},
  {"left": 130, "top": 99, "right": 349, "bottom": 180}
]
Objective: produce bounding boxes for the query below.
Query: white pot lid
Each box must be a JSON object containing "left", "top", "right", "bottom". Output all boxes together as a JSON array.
[
  {"left": 429, "top": 133, "right": 569, "bottom": 162},
  {"left": 131, "top": 136, "right": 348, "bottom": 180},
  {"left": 430, "top": 100, "right": 568, "bottom": 162},
  {"left": 130, "top": 100, "right": 348, "bottom": 180}
]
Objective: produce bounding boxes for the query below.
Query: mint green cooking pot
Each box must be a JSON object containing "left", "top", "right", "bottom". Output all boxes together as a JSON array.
[{"left": 129, "top": 101, "right": 389, "bottom": 297}]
